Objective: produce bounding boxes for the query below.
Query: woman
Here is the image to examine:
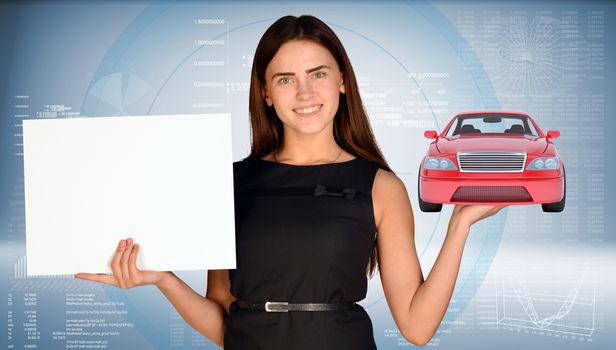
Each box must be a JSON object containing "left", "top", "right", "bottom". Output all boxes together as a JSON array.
[{"left": 76, "top": 15, "right": 505, "bottom": 349}]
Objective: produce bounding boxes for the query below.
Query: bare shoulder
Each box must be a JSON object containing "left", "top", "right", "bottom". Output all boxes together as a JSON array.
[
  {"left": 373, "top": 168, "right": 408, "bottom": 200},
  {"left": 373, "top": 168, "right": 404, "bottom": 189},
  {"left": 372, "top": 169, "right": 411, "bottom": 228}
]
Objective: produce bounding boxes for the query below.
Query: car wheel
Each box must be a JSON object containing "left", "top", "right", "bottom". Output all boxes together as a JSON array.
[
  {"left": 542, "top": 167, "right": 566, "bottom": 213},
  {"left": 418, "top": 169, "right": 443, "bottom": 212}
]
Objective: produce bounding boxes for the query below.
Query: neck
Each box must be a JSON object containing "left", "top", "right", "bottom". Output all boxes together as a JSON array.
[{"left": 276, "top": 130, "right": 342, "bottom": 165}]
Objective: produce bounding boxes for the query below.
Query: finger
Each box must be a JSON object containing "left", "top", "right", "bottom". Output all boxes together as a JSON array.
[
  {"left": 120, "top": 238, "right": 134, "bottom": 287},
  {"left": 482, "top": 205, "right": 501, "bottom": 220},
  {"left": 478, "top": 205, "right": 496, "bottom": 218},
  {"left": 74, "top": 273, "right": 119, "bottom": 287},
  {"left": 488, "top": 205, "right": 506, "bottom": 217},
  {"left": 128, "top": 244, "right": 141, "bottom": 284},
  {"left": 471, "top": 205, "right": 499, "bottom": 224},
  {"left": 111, "top": 240, "right": 127, "bottom": 289},
  {"left": 485, "top": 205, "right": 506, "bottom": 219}
]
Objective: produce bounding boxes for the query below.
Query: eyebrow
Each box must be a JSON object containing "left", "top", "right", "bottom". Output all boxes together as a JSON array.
[{"left": 270, "top": 65, "right": 332, "bottom": 81}]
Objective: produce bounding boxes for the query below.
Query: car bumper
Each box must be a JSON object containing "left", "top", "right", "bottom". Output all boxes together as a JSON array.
[{"left": 419, "top": 173, "right": 565, "bottom": 205}]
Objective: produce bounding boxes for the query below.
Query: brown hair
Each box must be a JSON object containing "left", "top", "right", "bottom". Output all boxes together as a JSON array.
[{"left": 248, "top": 15, "right": 391, "bottom": 278}]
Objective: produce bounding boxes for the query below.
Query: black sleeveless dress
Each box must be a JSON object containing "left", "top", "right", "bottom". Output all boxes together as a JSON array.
[{"left": 224, "top": 155, "right": 381, "bottom": 350}]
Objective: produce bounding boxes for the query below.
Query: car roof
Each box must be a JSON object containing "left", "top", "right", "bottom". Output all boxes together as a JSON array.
[{"left": 454, "top": 110, "right": 531, "bottom": 118}]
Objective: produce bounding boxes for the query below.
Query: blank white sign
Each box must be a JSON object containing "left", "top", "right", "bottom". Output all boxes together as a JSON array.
[{"left": 22, "top": 114, "right": 236, "bottom": 276}]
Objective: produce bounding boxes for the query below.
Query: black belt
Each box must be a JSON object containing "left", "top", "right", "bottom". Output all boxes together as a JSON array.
[{"left": 235, "top": 300, "right": 355, "bottom": 312}]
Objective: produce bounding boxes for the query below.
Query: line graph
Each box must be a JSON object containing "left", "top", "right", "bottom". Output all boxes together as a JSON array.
[{"left": 496, "top": 274, "right": 595, "bottom": 337}]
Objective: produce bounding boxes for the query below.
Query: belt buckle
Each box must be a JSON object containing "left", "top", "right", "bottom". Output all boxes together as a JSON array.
[{"left": 265, "top": 301, "right": 289, "bottom": 312}]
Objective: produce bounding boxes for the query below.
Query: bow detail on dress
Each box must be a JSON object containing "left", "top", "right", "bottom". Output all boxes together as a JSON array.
[{"left": 314, "top": 184, "right": 357, "bottom": 201}]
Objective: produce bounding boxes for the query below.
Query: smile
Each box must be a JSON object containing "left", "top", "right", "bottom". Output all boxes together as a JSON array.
[{"left": 293, "top": 104, "right": 323, "bottom": 115}]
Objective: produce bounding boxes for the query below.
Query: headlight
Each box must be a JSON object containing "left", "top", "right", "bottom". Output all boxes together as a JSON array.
[
  {"left": 527, "top": 157, "right": 560, "bottom": 170},
  {"left": 424, "top": 157, "right": 457, "bottom": 170}
]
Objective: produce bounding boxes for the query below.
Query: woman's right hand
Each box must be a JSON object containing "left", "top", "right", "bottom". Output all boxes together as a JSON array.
[{"left": 75, "top": 238, "right": 171, "bottom": 289}]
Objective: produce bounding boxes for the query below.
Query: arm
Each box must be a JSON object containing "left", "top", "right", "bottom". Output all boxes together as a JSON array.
[
  {"left": 157, "top": 271, "right": 229, "bottom": 348},
  {"left": 75, "top": 239, "right": 233, "bottom": 348},
  {"left": 372, "top": 170, "right": 504, "bottom": 346}
]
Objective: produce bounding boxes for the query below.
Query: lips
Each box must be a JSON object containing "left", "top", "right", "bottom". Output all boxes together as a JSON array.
[{"left": 293, "top": 104, "right": 323, "bottom": 115}]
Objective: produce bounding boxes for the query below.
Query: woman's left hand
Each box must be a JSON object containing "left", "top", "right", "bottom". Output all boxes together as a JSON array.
[{"left": 450, "top": 204, "right": 507, "bottom": 228}]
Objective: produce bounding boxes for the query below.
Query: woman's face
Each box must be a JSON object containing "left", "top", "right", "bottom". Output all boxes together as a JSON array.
[{"left": 263, "top": 39, "right": 345, "bottom": 139}]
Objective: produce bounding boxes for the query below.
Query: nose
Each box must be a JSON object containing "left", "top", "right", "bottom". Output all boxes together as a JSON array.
[{"left": 295, "top": 78, "right": 314, "bottom": 100}]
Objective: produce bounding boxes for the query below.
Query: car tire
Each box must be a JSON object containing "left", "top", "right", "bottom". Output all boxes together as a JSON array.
[
  {"left": 418, "top": 169, "right": 443, "bottom": 212},
  {"left": 541, "top": 167, "right": 566, "bottom": 213}
]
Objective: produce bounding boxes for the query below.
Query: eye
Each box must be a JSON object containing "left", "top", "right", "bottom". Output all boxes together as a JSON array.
[
  {"left": 278, "top": 77, "right": 292, "bottom": 85},
  {"left": 313, "top": 71, "right": 325, "bottom": 79}
]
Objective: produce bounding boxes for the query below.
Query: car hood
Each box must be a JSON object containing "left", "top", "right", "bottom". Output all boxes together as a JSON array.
[{"left": 435, "top": 134, "right": 548, "bottom": 154}]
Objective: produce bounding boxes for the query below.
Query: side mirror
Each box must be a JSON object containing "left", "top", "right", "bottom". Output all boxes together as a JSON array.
[
  {"left": 424, "top": 130, "right": 438, "bottom": 140},
  {"left": 546, "top": 130, "right": 560, "bottom": 139}
]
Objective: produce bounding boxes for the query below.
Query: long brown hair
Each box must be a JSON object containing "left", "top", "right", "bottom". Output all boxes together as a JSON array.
[{"left": 248, "top": 15, "right": 391, "bottom": 278}]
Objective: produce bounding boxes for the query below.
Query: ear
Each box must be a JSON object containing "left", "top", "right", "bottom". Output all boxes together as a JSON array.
[
  {"left": 339, "top": 74, "right": 345, "bottom": 94},
  {"left": 262, "top": 86, "right": 272, "bottom": 106}
]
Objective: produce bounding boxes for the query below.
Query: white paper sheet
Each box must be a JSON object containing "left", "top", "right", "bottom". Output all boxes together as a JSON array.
[{"left": 22, "top": 114, "right": 236, "bottom": 276}]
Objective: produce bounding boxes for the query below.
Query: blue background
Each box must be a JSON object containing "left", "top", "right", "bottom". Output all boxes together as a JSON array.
[{"left": 1, "top": 1, "right": 615, "bottom": 349}]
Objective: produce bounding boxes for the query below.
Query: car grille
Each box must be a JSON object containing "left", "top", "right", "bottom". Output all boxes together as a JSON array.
[
  {"left": 457, "top": 151, "right": 526, "bottom": 172},
  {"left": 450, "top": 186, "right": 533, "bottom": 202}
]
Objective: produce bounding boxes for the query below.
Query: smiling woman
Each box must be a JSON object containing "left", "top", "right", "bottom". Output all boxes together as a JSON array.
[
  {"left": 247, "top": 15, "right": 386, "bottom": 168},
  {"left": 75, "top": 15, "right": 506, "bottom": 350}
]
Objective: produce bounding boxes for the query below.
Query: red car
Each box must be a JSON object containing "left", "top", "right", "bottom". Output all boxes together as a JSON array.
[{"left": 418, "top": 111, "right": 565, "bottom": 212}]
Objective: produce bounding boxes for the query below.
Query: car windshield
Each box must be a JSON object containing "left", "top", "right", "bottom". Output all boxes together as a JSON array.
[{"left": 445, "top": 114, "right": 539, "bottom": 137}]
